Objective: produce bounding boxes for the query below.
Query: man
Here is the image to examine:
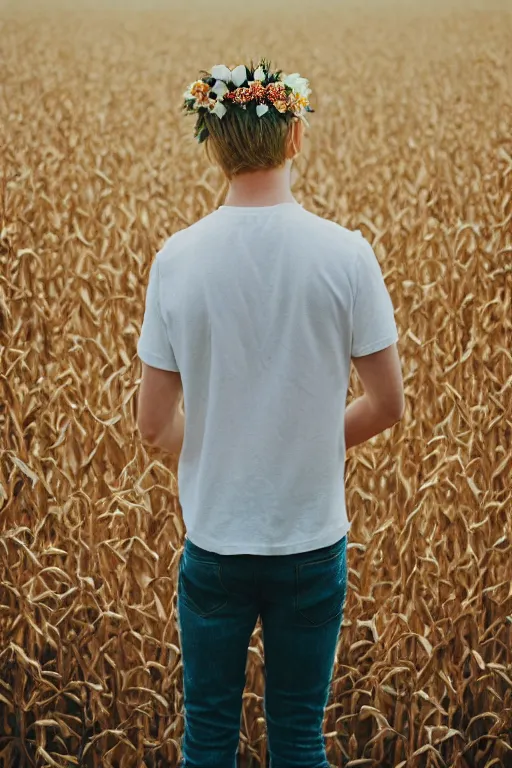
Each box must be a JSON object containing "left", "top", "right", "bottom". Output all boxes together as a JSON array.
[{"left": 136, "top": 60, "right": 404, "bottom": 768}]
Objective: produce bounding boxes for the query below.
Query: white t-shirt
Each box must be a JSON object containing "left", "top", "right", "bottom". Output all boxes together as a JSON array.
[{"left": 137, "top": 201, "right": 398, "bottom": 555}]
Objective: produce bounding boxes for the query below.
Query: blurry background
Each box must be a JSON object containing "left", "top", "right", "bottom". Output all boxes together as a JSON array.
[{"left": 0, "top": 0, "right": 511, "bottom": 767}]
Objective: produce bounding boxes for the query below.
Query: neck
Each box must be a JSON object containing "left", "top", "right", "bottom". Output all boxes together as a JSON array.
[{"left": 223, "top": 162, "right": 295, "bottom": 207}]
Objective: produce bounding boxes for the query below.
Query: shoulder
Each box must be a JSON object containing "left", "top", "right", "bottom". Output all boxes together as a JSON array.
[
  {"left": 155, "top": 211, "right": 218, "bottom": 272},
  {"left": 295, "top": 208, "right": 372, "bottom": 281},
  {"left": 297, "top": 207, "right": 366, "bottom": 248}
]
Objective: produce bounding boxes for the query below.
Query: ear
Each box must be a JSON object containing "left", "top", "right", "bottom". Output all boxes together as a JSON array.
[{"left": 285, "top": 118, "right": 305, "bottom": 160}]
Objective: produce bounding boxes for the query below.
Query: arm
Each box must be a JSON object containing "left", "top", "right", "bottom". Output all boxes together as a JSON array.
[
  {"left": 347, "top": 237, "right": 404, "bottom": 450},
  {"left": 137, "top": 364, "right": 185, "bottom": 455},
  {"left": 345, "top": 344, "right": 404, "bottom": 450},
  {"left": 136, "top": 253, "right": 184, "bottom": 454}
]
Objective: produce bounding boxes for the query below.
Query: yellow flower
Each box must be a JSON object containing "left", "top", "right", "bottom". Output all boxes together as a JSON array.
[
  {"left": 273, "top": 100, "right": 288, "bottom": 113},
  {"left": 289, "top": 93, "right": 309, "bottom": 115}
]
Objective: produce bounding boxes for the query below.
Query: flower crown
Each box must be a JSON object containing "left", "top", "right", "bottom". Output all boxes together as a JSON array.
[{"left": 183, "top": 59, "right": 314, "bottom": 143}]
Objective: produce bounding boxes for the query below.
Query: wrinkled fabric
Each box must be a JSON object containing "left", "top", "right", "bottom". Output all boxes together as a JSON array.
[
  {"left": 178, "top": 535, "right": 348, "bottom": 768},
  {"left": 138, "top": 202, "right": 398, "bottom": 555}
]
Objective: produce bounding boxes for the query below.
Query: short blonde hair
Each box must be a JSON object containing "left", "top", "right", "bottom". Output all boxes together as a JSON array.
[{"left": 204, "top": 107, "right": 293, "bottom": 179}]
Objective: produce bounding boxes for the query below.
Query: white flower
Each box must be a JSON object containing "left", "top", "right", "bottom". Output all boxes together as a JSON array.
[
  {"left": 256, "top": 104, "right": 269, "bottom": 118},
  {"left": 283, "top": 72, "right": 311, "bottom": 99},
  {"left": 209, "top": 100, "right": 227, "bottom": 119},
  {"left": 212, "top": 80, "right": 229, "bottom": 100},
  {"left": 231, "top": 64, "right": 247, "bottom": 87},
  {"left": 253, "top": 66, "right": 266, "bottom": 81},
  {"left": 211, "top": 64, "right": 232, "bottom": 83}
]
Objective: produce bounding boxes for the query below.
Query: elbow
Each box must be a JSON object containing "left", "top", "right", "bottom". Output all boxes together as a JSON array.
[
  {"left": 387, "top": 397, "right": 405, "bottom": 425},
  {"left": 139, "top": 432, "right": 159, "bottom": 448},
  {"left": 137, "top": 420, "right": 160, "bottom": 446},
  {"left": 374, "top": 393, "right": 405, "bottom": 427}
]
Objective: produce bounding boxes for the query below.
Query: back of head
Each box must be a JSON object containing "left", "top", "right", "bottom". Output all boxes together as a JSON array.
[
  {"left": 182, "top": 61, "right": 313, "bottom": 180},
  {"left": 205, "top": 106, "right": 291, "bottom": 179}
]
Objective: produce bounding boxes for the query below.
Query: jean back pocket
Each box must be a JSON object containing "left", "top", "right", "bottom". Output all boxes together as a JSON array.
[
  {"left": 295, "top": 541, "right": 347, "bottom": 626},
  {"left": 178, "top": 550, "right": 228, "bottom": 618}
]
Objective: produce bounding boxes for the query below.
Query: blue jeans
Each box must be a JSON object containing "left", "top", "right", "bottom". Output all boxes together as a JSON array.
[{"left": 177, "top": 535, "right": 348, "bottom": 768}]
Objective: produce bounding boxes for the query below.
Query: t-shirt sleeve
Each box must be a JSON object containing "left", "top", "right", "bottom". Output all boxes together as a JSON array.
[
  {"left": 351, "top": 237, "right": 399, "bottom": 357},
  {"left": 137, "top": 254, "right": 179, "bottom": 372}
]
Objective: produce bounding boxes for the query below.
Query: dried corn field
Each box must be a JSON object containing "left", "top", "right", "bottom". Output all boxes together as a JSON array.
[{"left": 1, "top": 1, "right": 511, "bottom": 767}]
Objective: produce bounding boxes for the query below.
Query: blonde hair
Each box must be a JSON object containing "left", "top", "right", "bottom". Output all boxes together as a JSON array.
[{"left": 204, "top": 107, "right": 293, "bottom": 179}]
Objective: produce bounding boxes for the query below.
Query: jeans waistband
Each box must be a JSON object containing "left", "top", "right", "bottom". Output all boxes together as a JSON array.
[{"left": 184, "top": 535, "right": 347, "bottom": 564}]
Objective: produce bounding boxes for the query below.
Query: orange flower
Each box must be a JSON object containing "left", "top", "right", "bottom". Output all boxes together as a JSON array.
[
  {"left": 248, "top": 81, "right": 266, "bottom": 101},
  {"left": 265, "top": 82, "right": 287, "bottom": 105},
  {"left": 189, "top": 80, "right": 211, "bottom": 107},
  {"left": 232, "top": 87, "right": 253, "bottom": 104}
]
